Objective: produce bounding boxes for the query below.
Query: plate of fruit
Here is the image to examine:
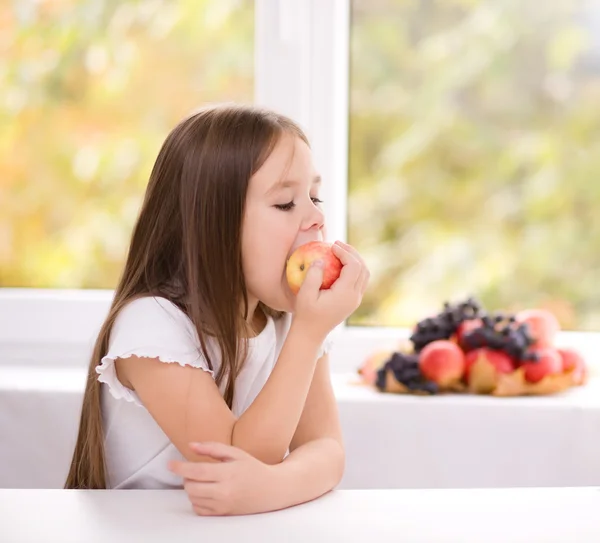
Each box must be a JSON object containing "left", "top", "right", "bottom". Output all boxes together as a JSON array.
[{"left": 358, "top": 297, "right": 588, "bottom": 396}]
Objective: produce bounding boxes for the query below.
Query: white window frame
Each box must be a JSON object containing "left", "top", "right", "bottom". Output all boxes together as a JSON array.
[{"left": 1, "top": 0, "right": 599, "bottom": 376}]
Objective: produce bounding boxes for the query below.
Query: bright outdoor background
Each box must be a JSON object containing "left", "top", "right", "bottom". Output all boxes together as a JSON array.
[
  {"left": 348, "top": 0, "right": 600, "bottom": 330},
  {"left": 0, "top": 0, "right": 254, "bottom": 287},
  {"left": 3, "top": 0, "right": 600, "bottom": 332}
]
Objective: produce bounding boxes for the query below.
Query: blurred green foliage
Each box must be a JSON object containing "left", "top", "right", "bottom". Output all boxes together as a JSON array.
[
  {"left": 3, "top": 0, "right": 600, "bottom": 332},
  {"left": 348, "top": 0, "right": 600, "bottom": 331},
  {"left": 0, "top": 0, "right": 253, "bottom": 287}
]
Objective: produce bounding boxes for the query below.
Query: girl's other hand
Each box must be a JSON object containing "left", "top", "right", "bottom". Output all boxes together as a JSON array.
[
  {"left": 293, "top": 240, "right": 370, "bottom": 341},
  {"left": 168, "top": 442, "right": 276, "bottom": 516}
]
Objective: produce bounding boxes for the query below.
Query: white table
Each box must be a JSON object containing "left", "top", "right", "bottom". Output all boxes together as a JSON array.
[{"left": 1, "top": 487, "right": 599, "bottom": 542}]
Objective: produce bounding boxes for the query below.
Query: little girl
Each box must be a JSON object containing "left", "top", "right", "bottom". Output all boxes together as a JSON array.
[{"left": 64, "top": 103, "right": 369, "bottom": 516}]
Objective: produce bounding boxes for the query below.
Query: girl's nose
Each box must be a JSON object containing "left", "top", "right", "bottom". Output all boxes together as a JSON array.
[{"left": 301, "top": 202, "right": 325, "bottom": 233}]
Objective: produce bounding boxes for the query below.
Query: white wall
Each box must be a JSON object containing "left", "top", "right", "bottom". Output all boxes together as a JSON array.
[{"left": 3, "top": 364, "right": 600, "bottom": 491}]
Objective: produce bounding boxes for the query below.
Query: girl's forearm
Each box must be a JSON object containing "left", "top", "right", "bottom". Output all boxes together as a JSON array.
[
  {"left": 231, "top": 320, "right": 325, "bottom": 465},
  {"left": 263, "top": 437, "right": 345, "bottom": 512}
]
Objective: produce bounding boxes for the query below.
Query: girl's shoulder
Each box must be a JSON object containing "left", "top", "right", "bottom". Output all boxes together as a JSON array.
[
  {"left": 114, "top": 295, "right": 193, "bottom": 329},
  {"left": 96, "top": 295, "right": 213, "bottom": 406},
  {"left": 110, "top": 295, "right": 201, "bottom": 353}
]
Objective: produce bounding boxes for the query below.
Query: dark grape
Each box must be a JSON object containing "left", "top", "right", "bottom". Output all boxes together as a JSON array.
[
  {"left": 420, "top": 381, "right": 440, "bottom": 394},
  {"left": 409, "top": 296, "right": 486, "bottom": 352},
  {"left": 405, "top": 380, "right": 425, "bottom": 391},
  {"left": 374, "top": 351, "right": 438, "bottom": 395},
  {"left": 399, "top": 368, "right": 422, "bottom": 382},
  {"left": 375, "top": 365, "right": 388, "bottom": 391},
  {"left": 461, "top": 316, "right": 537, "bottom": 363}
]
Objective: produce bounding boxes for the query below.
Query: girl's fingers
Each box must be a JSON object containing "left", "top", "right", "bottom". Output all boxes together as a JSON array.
[
  {"left": 336, "top": 241, "right": 367, "bottom": 268},
  {"left": 185, "top": 480, "right": 219, "bottom": 500},
  {"left": 169, "top": 460, "right": 220, "bottom": 482},
  {"left": 189, "top": 441, "right": 245, "bottom": 462},
  {"left": 333, "top": 241, "right": 369, "bottom": 294},
  {"left": 331, "top": 241, "right": 356, "bottom": 266},
  {"left": 192, "top": 503, "right": 217, "bottom": 516},
  {"left": 331, "top": 243, "right": 361, "bottom": 287},
  {"left": 356, "top": 265, "right": 370, "bottom": 294}
]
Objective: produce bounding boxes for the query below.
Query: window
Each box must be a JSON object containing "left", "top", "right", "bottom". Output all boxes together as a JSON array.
[
  {"left": 3, "top": 0, "right": 600, "bottom": 374},
  {"left": 1, "top": 0, "right": 254, "bottom": 288},
  {"left": 347, "top": 0, "right": 600, "bottom": 332}
]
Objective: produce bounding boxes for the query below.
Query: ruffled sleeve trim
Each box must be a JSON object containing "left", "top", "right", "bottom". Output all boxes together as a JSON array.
[
  {"left": 317, "top": 333, "right": 335, "bottom": 359},
  {"left": 96, "top": 351, "right": 214, "bottom": 408}
]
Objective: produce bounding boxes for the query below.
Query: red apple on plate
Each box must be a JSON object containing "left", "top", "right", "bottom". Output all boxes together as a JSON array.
[
  {"left": 286, "top": 241, "right": 343, "bottom": 295},
  {"left": 557, "top": 347, "right": 587, "bottom": 385},
  {"left": 418, "top": 340, "right": 465, "bottom": 387},
  {"left": 520, "top": 347, "right": 562, "bottom": 383},
  {"left": 515, "top": 308, "right": 560, "bottom": 348}
]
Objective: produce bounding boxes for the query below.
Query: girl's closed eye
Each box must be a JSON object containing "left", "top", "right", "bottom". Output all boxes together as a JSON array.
[
  {"left": 274, "top": 200, "right": 295, "bottom": 211},
  {"left": 274, "top": 197, "right": 323, "bottom": 211}
]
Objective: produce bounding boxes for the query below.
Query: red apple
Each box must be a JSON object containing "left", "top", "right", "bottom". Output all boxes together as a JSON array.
[
  {"left": 520, "top": 347, "right": 562, "bottom": 383},
  {"left": 516, "top": 308, "right": 560, "bottom": 348},
  {"left": 286, "top": 241, "right": 343, "bottom": 295},
  {"left": 418, "top": 340, "right": 465, "bottom": 387},
  {"left": 464, "top": 348, "right": 515, "bottom": 384},
  {"left": 557, "top": 347, "right": 586, "bottom": 385}
]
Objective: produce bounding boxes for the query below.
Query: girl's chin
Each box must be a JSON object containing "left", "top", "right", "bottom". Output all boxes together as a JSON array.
[
  {"left": 276, "top": 291, "right": 295, "bottom": 314},
  {"left": 260, "top": 284, "right": 295, "bottom": 314}
]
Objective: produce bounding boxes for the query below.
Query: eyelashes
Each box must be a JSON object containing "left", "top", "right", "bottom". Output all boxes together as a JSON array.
[
  {"left": 274, "top": 198, "right": 323, "bottom": 211},
  {"left": 274, "top": 201, "right": 295, "bottom": 211}
]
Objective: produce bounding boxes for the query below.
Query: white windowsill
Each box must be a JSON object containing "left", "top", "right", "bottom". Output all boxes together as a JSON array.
[
  {"left": 1, "top": 288, "right": 599, "bottom": 378},
  {"left": 0, "top": 288, "right": 401, "bottom": 373}
]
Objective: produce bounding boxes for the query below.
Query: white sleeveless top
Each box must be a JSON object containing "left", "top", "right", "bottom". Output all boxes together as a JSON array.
[{"left": 95, "top": 296, "right": 332, "bottom": 489}]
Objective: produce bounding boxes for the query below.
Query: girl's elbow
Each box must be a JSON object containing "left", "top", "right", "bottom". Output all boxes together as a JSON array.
[
  {"left": 333, "top": 443, "right": 346, "bottom": 485},
  {"left": 253, "top": 447, "right": 288, "bottom": 466}
]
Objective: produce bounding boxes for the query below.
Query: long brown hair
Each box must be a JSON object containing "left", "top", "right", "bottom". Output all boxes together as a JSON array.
[{"left": 65, "top": 103, "right": 309, "bottom": 489}]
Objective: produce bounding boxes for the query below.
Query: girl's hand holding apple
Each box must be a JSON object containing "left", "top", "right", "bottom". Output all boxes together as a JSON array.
[{"left": 286, "top": 240, "right": 370, "bottom": 341}]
